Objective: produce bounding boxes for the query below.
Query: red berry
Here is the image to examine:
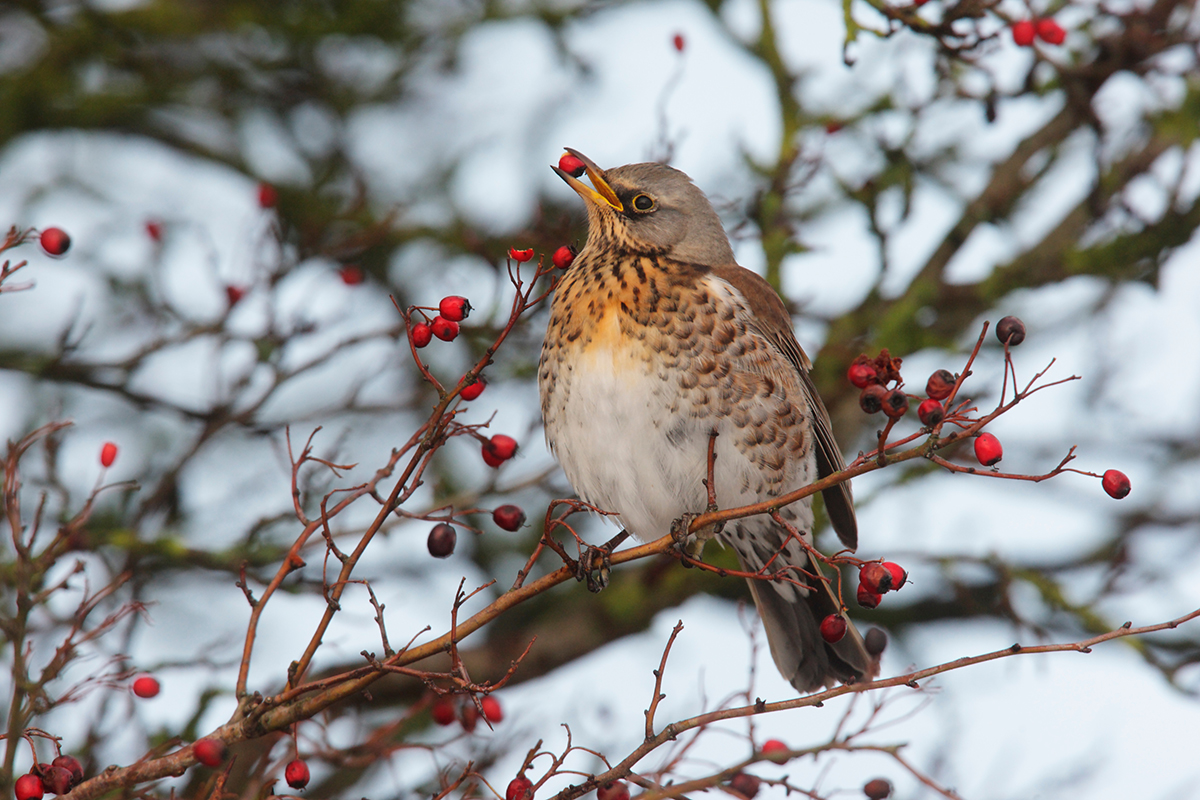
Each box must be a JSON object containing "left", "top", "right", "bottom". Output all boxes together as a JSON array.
[
  {"left": 729, "top": 773, "right": 761, "bottom": 799},
  {"left": 857, "top": 583, "right": 882, "bottom": 609},
  {"left": 925, "top": 369, "right": 956, "bottom": 400},
  {"left": 996, "top": 315, "right": 1026, "bottom": 346},
  {"left": 460, "top": 702, "right": 478, "bottom": 732},
  {"left": 339, "top": 264, "right": 364, "bottom": 285},
  {"left": 39, "top": 227, "right": 71, "bottom": 256},
  {"left": 974, "top": 432, "right": 1003, "bottom": 467},
  {"left": 285, "top": 759, "right": 310, "bottom": 790},
  {"left": 819, "top": 614, "right": 847, "bottom": 643},
  {"left": 492, "top": 504, "right": 526, "bottom": 531},
  {"left": 864, "top": 627, "right": 888, "bottom": 655},
  {"left": 859, "top": 384, "right": 888, "bottom": 414},
  {"left": 859, "top": 562, "right": 893, "bottom": 594},
  {"left": 825, "top": 121, "right": 845, "bottom": 134},
  {"left": 863, "top": 778, "right": 893, "bottom": 799},
  {"left": 917, "top": 398, "right": 944, "bottom": 426},
  {"left": 258, "top": 182, "right": 278, "bottom": 208},
  {"left": 145, "top": 220, "right": 163, "bottom": 242},
  {"left": 1012, "top": 19, "right": 1036, "bottom": 46},
  {"left": 41, "top": 767, "right": 72, "bottom": 796},
  {"left": 672, "top": 33, "right": 685, "bottom": 51},
  {"left": 486, "top": 434, "right": 518, "bottom": 461},
  {"left": 438, "top": 296, "right": 472, "bottom": 322},
  {"left": 460, "top": 377, "right": 485, "bottom": 401},
  {"left": 552, "top": 245, "right": 577, "bottom": 270},
  {"left": 882, "top": 562, "right": 907, "bottom": 591},
  {"left": 1035, "top": 18, "right": 1065, "bottom": 44},
  {"left": 481, "top": 695, "right": 503, "bottom": 723},
  {"left": 431, "top": 697, "right": 456, "bottom": 725},
  {"left": 411, "top": 323, "right": 432, "bottom": 348},
  {"left": 882, "top": 389, "right": 909, "bottom": 419},
  {"left": 225, "top": 285, "right": 246, "bottom": 306},
  {"left": 193, "top": 738, "right": 226, "bottom": 767},
  {"left": 1102, "top": 469, "right": 1131, "bottom": 499},
  {"left": 50, "top": 756, "right": 83, "bottom": 787},
  {"left": 558, "top": 153, "right": 586, "bottom": 177},
  {"left": 597, "top": 781, "right": 630, "bottom": 800},
  {"left": 847, "top": 362, "right": 877, "bottom": 389},
  {"left": 15, "top": 773, "right": 44, "bottom": 800},
  {"left": 430, "top": 316, "right": 459, "bottom": 342},
  {"left": 427, "top": 523, "right": 457, "bottom": 558},
  {"left": 506, "top": 776, "right": 533, "bottom": 800},
  {"left": 508, "top": 247, "right": 534, "bottom": 263},
  {"left": 481, "top": 446, "right": 505, "bottom": 468},
  {"left": 132, "top": 675, "right": 160, "bottom": 698},
  {"left": 100, "top": 441, "right": 119, "bottom": 468},
  {"left": 760, "top": 739, "right": 789, "bottom": 762}
]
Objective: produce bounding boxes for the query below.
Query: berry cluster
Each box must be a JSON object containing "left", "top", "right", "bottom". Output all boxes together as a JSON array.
[
  {"left": 430, "top": 694, "right": 502, "bottom": 732},
  {"left": 847, "top": 349, "right": 908, "bottom": 419},
  {"left": 14, "top": 756, "right": 84, "bottom": 800},
  {"left": 1012, "top": 17, "right": 1066, "bottom": 46},
  {"left": 855, "top": 561, "right": 907, "bottom": 609},
  {"left": 411, "top": 295, "right": 472, "bottom": 347}
]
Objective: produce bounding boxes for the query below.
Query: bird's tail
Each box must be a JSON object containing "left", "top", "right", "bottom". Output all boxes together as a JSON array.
[{"left": 728, "top": 521, "right": 879, "bottom": 693}]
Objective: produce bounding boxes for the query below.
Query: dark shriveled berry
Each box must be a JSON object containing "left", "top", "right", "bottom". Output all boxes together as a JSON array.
[
  {"left": 857, "top": 583, "right": 882, "bottom": 609},
  {"left": 41, "top": 767, "right": 73, "bottom": 796},
  {"left": 996, "top": 315, "right": 1026, "bottom": 346},
  {"left": 859, "top": 384, "right": 888, "bottom": 414},
  {"left": 882, "top": 389, "right": 909, "bottom": 419},
  {"left": 427, "top": 523, "right": 457, "bottom": 558},
  {"left": 863, "top": 778, "right": 893, "bottom": 799},
  {"left": 925, "top": 369, "right": 956, "bottom": 400},
  {"left": 729, "top": 772, "right": 761, "bottom": 799},
  {"left": 864, "top": 627, "right": 888, "bottom": 656},
  {"left": 51, "top": 756, "right": 83, "bottom": 787}
]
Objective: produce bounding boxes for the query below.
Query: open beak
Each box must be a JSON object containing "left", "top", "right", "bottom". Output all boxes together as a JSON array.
[{"left": 551, "top": 148, "right": 623, "bottom": 212}]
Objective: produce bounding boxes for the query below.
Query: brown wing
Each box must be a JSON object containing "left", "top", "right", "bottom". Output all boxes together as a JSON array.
[{"left": 712, "top": 265, "right": 858, "bottom": 550}]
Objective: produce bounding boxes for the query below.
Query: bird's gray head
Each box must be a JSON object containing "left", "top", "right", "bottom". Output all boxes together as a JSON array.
[{"left": 553, "top": 149, "right": 737, "bottom": 267}]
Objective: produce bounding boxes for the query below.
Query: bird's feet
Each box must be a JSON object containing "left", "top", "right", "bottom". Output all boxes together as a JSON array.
[
  {"left": 576, "top": 530, "right": 629, "bottom": 593},
  {"left": 670, "top": 502, "right": 723, "bottom": 568}
]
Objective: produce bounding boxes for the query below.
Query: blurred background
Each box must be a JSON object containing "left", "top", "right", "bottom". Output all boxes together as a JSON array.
[{"left": 1, "top": 0, "right": 1199, "bottom": 798}]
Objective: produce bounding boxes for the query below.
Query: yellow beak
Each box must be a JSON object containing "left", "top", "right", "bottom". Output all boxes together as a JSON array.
[{"left": 552, "top": 148, "right": 623, "bottom": 212}]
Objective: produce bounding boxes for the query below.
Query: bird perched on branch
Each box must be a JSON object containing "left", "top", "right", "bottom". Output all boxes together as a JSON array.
[{"left": 538, "top": 149, "right": 877, "bottom": 692}]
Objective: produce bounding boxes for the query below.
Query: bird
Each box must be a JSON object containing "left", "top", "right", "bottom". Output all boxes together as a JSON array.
[{"left": 538, "top": 149, "right": 878, "bottom": 693}]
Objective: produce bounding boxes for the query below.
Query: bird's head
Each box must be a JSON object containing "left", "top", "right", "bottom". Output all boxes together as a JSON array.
[{"left": 552, "top": 148, "right": 736, "bottom": 267}]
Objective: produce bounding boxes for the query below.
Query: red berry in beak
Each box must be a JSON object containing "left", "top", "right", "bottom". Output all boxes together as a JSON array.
[{"left": 557, "top": 153, "right": 586, "bottom": 177}]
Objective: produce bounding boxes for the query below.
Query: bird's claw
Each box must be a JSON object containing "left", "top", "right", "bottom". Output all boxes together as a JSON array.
[{"left": 575, "top": 530, "right": 628, "bottom": 593}]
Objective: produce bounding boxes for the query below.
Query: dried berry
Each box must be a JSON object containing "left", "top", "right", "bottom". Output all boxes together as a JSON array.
[
  {"left": 917, "top": 398, "right": 944, "bottom": 426},
  {"left": 50, "top": 756, "right": 83, "bottom": 787},
  {"left": 194, "top": 738, "right": 226, "bottom": 767},
  {"left": 857, "top": 583, "right": 882, "bottom": 609},
  {"left": 996, "top": 315, "right": 1026, "bottom": 346},
  {"left": 819, "top": 614, "right": 847, "bottom": 643},
  {"left": 863, "top": 778, "right": 893, "bottom": 799},
  {"left": 508, "top": 247, "right": 534, "bottom": 263},
  {"left": 859, "top": 384, "right": 888, "bottom": 414},
  {"left": 481, "top": 695, "right": 503, "bottom": 723},
  {"left": 41, "top": 767, "right": 72, "bottom": 796},
  {"left": 882, "top": 389, "right": 909, "bottom": 419},
  {"left": 1012, "top": 19, "right": 1036, "bottom": 46},
  {"left": 427, "top": 523, "right": 457, "bottom": 558},
  {"left": 100, "top": 441, "right": 119, "bottom": 468},
  {"left": 411, "top": 323, "right": 432, "bottom": 348},
  {"left": 859, "top": 562, "right": 893, "bottom": 594},
  {"left": 132, "top": 675, "right": 160, "bottom": 698},
  {"left": 558, "top": 153, "right": 586, "bottom": 177},
  {"left": 492, "top": 504, "right": 526, "bottom": 531},
  {"left": 974, "top": 432, "right": 1003, "bottom": 467},
  {"left": 925, "top": 369, "right": 956, "bottom": 400},
  {"left": 430, "top": 316, "right": 459, "bottom": 342},
  {"left": 552, "top": 244, "right": 577, "bottom": 270},
  {"left": 285, "top": 759, "right": 310, "bottom": 790},
  {"left": 439, "top": 296, "right": 472, "bottom": 322},
  {"left": 729, "top": 773, "right": 761, "bottom": 799},
  {"left": 864, "top": 627, "right": 888, "bottom": 655},
  {"left": 847, "top": 362, "right": 878, "bottom": 389},
  {"left": 1102, "top": 469, "right": 1131, "bottom": 499},
  {"left": 1035, "top": 18, "right": 1065, "bottom": 44}
]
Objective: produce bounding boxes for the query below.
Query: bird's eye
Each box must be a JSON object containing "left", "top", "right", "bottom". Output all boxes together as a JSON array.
[{"left": 632, "top": 193, "right": 655, "bottom": 212}]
